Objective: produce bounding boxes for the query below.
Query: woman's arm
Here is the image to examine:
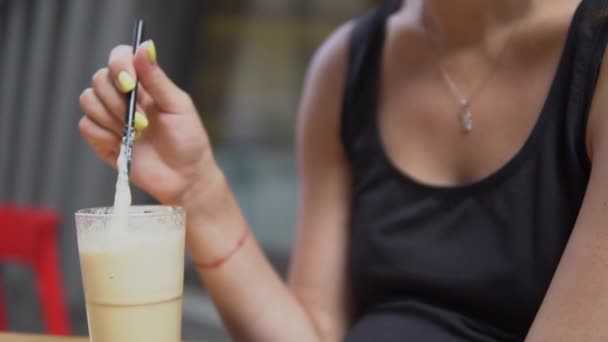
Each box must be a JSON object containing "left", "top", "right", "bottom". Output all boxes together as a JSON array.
[
  {"left": 525, "top": 52, "right": 608, "bottom": 341},
  {"left": 289, "top": 20, "right": 356, "bottom": 340},
  {"left": 79, "top": 22, "right": 355, "bottom": 342},
  {"left": 179, "top": 22, "right": 355, "bottom": 341}
]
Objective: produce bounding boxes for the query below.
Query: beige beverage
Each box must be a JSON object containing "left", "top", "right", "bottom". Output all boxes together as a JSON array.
[{"left": 76, "top": 206, "right": 186, "bottom": 342}]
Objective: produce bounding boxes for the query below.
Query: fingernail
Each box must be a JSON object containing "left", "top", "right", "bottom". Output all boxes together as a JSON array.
[
  {"left": 134, "top": 111, "right": 149, "bottom": 131},
  {"left": 146, "top": 40, "right": 157, "bottom": 64},
  {"left": 118, "top": 71, "right": 136, "bottom": 92}
]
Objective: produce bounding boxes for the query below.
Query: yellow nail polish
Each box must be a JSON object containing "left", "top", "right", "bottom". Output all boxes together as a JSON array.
[
  {"left": 118, "top": 71, "right": 136, "bottom": 92},
  {"left": 146, "top": 40, "right": 157, "bottom": 64},
  {"left": 134, "top": 111, "right": 149, "bottom": 131}
]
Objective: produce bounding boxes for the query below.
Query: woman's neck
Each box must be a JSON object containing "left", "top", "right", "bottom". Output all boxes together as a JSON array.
[{"left": 411, "top": 0, "right": 533, "bottom": 48}]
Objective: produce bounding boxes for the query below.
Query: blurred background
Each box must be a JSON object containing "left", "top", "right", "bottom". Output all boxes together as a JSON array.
[{"left": 0, "top": 0, "right": 378, "bottom": 340}]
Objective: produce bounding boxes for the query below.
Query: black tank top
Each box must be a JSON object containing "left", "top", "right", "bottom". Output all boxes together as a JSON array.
[{"left": 343, "top": 1, "right": 608, "bottom": 340}]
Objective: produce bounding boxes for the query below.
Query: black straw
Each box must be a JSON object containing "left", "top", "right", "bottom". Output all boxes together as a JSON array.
[{"left": 123, "top": 19, "right": 144, "bottom": 175}]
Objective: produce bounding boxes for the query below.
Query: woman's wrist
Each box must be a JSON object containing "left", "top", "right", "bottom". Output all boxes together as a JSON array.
[
  {"left": 180, "top": 159, "right": 227, "bottom": 215},
  {"left": 179, "top": 159, "right": 251, "bottom": 266}
]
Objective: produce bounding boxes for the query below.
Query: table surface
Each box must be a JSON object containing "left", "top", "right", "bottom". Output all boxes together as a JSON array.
[
  {"left": 0, "top": 333, "right": 198, "bottom": 341},
  {"left": 0, "top": 333, "right": 86, "bottom": 341}
]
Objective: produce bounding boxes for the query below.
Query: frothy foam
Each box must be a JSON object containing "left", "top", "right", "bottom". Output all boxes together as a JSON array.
[
  {"left": 110, "top": 142, "right": 132, "bottom": 232},
  {"left": 78, "top": 228, "right": 183, "bottom": 253}
]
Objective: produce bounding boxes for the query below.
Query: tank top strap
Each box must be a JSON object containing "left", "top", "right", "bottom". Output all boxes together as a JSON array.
[
  {"left": 562, "top": 0, "right": 608, "bottom": 170},
  {"left": 341, "top": 0, "right": 400, "bottom": 156},
  {"left": 578, "top": 0, "right": 608, "bottom": 114}
]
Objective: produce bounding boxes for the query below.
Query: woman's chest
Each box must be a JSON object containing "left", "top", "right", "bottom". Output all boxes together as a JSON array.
[{"left": 377, "top": 11, "right": 573, "bottom": 188}]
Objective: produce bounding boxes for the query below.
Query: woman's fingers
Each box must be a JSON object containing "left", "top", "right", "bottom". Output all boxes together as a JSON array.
[
  {"left": 90, "top": 68, "right": 127, "bottom": 125},
  {"left": 90, "top": 67, "right": 155, "bottom": 125},
  {"left": 108, "top": 45, "right": 137, "bottom": 94},
  {"left": 81, "top": 44, "right": 156, "bottom": 163},
  {"left": 79, "top": 87, "right": 123, "bottom": 138},
  {"left": 78, "top": 115, "right": 121, "bottom": 167},
  {"left": 133, "top": 40, "right": 193, "bottom": 113},
  {"left": 136, "top": 84, "right": 156, "bottom": 115}
]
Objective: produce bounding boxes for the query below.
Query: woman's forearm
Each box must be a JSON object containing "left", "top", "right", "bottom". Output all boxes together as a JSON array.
[{"left": 181, "top": 165, "right": 321, "bottom": 341}]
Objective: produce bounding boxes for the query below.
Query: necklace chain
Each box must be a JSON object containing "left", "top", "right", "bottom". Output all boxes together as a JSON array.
[{"left": 423, "top": 7, "right": 523, "bottom": 133}]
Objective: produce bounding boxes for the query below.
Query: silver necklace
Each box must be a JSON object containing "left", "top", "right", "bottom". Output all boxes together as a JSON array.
[{"left": 423, "top": 9, "right": 521, "bottom": 133}]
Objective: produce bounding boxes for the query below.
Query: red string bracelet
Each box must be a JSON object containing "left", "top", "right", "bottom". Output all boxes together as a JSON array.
[{"left": 196, "top": 228, "right": 251, "bottom": 270}]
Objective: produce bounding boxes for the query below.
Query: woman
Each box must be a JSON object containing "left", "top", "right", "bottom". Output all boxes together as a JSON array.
[{"left": 78, "top": 0, "right": 608, "bottom": 340}]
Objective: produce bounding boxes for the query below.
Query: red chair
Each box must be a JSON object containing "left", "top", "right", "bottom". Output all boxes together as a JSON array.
[{"left": 0, "top": 205, "right": 70, "bottom": 335}]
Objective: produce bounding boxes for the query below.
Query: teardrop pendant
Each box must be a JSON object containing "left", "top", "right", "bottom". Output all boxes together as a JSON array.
[{"left": 460, "top": 101, "right": 473, "bottom": 133}]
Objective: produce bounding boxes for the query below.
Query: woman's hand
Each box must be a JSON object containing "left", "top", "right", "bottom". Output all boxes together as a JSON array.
[{"left": 79, "top": 41, "right": 215, "bottom": 205}]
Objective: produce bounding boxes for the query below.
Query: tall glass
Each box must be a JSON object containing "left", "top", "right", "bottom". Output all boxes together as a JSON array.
[{"left": 75, "top": 206, "right": 186, "bottom": 342}]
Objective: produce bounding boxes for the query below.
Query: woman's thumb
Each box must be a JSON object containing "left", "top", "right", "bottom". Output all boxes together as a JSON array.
[{"left": 133, "top": 40, "right": 191, "bottom": 113}]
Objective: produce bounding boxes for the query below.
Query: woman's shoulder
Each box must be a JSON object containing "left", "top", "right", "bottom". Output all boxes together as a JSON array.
[
  {"left": 508, "top": 0, "right": 581, "bottom": 67},
  {"left": 308, "top": 0, "right": 398, "bottom": 71},
  {"left": 296, "top": 20, "right": 354, "bottom": 155},
  {"left": 308, "top": 21, "right": 355, "bottom": 80}
]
